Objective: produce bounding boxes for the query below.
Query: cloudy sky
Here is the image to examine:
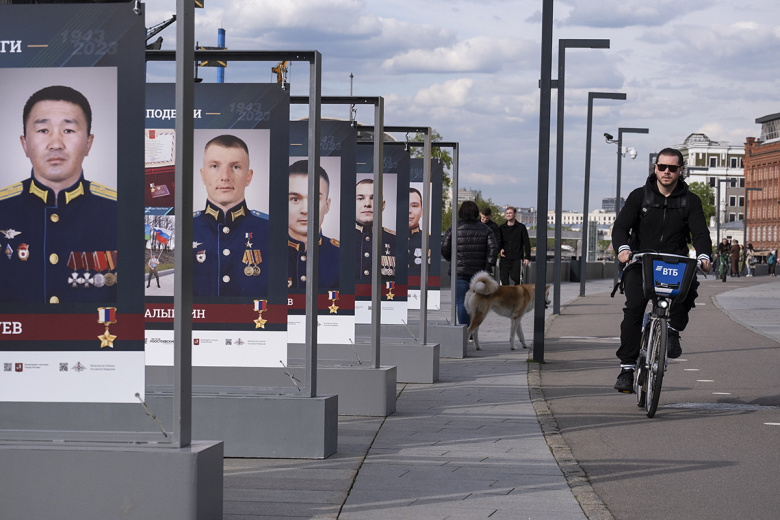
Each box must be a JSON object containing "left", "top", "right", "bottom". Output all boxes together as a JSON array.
[{"left": 146, "top": 0, "right": 780, "bottom": 212}]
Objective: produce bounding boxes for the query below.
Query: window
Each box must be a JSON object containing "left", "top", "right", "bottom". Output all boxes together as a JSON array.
[
  {"left": 709, "top": 156, "right": 717, "bottom": 167},
  {"left": 738, "top": 213, "right": 743, "bottom": 221},
  {"left": 740, "top": 178, "right": 745, "bottom": 188},
  {"left": 739, "top": 196, "right": 744, "bottom": 206},
  {"left": 730, "top": 157, "right": 739, "bottom": 168},
  {"left": 729, "top": 196, "right": 736, "bottom": 206},
  {"left": 730, "top": 178, "right": 737, "bottom": 188},
  {"left": 729, "top": 213, "right": 736, "bottom": 222}
]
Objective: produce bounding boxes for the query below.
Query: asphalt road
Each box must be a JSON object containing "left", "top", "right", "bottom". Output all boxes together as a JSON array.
[{"left": 540, "top": 276, "right": 780, "bottom": 520}]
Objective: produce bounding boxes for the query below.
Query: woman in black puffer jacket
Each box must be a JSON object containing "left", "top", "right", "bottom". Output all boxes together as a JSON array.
[{"left": 441, "top": 200, "right": 498, "bottom": 326}]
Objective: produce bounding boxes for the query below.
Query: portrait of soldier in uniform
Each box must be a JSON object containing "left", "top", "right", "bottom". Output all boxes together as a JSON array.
[
  {"left": 192, "top": 134, "right": 268, "bottom": 297},
  {"left": 287, "top": 159, "right": 340, "bottom": 289},
  {"left": 407, "top": 186, "right": 430, "bottom": 276},
  {"left": 355, "top": 178, "right": 395, "bottom": 281},
  {"left": 0, "top": 85, "right": 117, "bottom": 304}
]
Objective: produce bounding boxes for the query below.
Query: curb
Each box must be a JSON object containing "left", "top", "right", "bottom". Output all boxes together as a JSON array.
[{"left": 526, "top": 298, "right": 615, "bottom": 520}]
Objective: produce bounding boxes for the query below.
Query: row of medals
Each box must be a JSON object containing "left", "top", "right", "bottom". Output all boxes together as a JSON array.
[{"left": 69, "top": 270, "right": 117, "bottom": 288}]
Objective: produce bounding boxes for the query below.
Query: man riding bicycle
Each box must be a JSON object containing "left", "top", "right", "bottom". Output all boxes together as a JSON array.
[{"left": 611, "top": 147, "right": 712, "bottom": 393}]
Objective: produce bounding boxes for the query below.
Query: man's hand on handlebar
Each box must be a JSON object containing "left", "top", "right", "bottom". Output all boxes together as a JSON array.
[
  {"left": 618, "top": 250, "right": 631, "bottom": 264},
  {"left": 700, "top": 259, "right": 712, "bottom": 272}
]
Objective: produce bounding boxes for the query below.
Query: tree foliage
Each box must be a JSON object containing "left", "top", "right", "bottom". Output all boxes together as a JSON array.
[
  {"left": 688, "top": 181, "right": 715, "bottom": 224},
  {"left": 409, "top": 130, "right": 452, "bottom": 189}
]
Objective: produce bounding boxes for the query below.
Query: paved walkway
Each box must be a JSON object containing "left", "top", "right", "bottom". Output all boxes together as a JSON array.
[{"left": 223, "top": 277, "right": 777, "bottom": 519}]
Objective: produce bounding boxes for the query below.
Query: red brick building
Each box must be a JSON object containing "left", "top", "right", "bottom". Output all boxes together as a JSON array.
[{"left": 744, "top": 112, "right": 780, "bottom": 251}]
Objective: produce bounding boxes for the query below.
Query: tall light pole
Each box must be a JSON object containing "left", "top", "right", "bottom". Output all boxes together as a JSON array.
[
  {"left": 712, "top": 177, "right": 733, "bottom": 246},
  {"left": 607, "top": 127, "right": 649, "bottom": 285},
  {"left": 579, "top": 92, "right": 626, "bottom": 297},
  {"left": 744, "top": 187, "right": 763, "bottom": 245},
  {"left": 552, "top": 38, "right": 610, "bottom": 315},
  {"left": 533, "top": 0, "right": 553, "bottom": 363}
]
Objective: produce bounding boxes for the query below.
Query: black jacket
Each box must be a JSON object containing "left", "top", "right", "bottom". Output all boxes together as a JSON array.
[
  {"left": 612, "top": 176, "right": 712, "bottom": 261},
  {"left": 497, "top": 221, "right": 531, "bottom": 260},
  {"left": 441, "top": 220, "right": 498, "bottom": 278},
  {"left": 484, "top": 219, "right": 500, "bottom": 262}
]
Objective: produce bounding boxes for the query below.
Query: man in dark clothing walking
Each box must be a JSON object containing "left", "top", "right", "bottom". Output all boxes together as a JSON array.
[
  {"left": 480, "top": 206, "right": 500, "bottom": 277},
  {"left": 497, "top": 206, "right": 531, "bottom": 285}
]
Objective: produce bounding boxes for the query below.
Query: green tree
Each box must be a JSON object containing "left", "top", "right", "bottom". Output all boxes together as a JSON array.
[
  {"left": 409, "top": 130, "right": 452, "bottom": 185},
  {"left": 688, "top": 181, "right": 715, "bottom": 224}
]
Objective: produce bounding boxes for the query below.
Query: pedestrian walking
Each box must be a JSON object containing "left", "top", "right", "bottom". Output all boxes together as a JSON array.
[
  {"left": 441, "top": 200, "right": 498, "bottom": 327},
  {"left": 480, "top": 206, "right": 501, "bottom": 280},
  {"left": 730, "top": 239, "right": 740, "bottom": 277},
  {"left": 746, "top": 243, "right": 756, "bottom": 277},
  {"left": 769, "top": 249, "right": 777, "bottom": 277},
  {"left": 497, "top": 206, "right": 531, "bottom": 285}
]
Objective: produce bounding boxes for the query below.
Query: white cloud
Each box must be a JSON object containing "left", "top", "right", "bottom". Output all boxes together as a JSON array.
[
  {"left": 464, "top": 172, "right": 521, "bottom": 186},
  {"left": 560, "top": 0, "right": 714, "bottom": 28},
  {"left": 413, "top": 79, "right": 475, "bottom": 107},
  {"left": 382, "top": 37, "right": 535, "bottom": 73}
]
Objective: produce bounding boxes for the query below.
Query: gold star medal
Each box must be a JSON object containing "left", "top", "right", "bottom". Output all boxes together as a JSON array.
[
  {"left": 385, "top": 281, "right": 395, "bottom": 300},
  {"left": 328, "top": 290, "right": 339, "bottom": 314},
  {"left": 253, "top": 299, "right": 268, "bottom": 329},
  {"left": 97, "top": 307, "right": 118, "bottom": 348}
]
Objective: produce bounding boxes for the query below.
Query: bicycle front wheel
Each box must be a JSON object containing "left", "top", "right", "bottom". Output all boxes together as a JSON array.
[{"left": 645, "top": 318, "right": 667, "bottom": 418}]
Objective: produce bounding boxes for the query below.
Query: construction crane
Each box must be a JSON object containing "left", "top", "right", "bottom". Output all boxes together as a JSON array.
[
  {"left": 272, "top": 61, "right": 289, "bottom": 85},
  {"left": 146, "top": 15, "right": 176, "bottom": 50}
]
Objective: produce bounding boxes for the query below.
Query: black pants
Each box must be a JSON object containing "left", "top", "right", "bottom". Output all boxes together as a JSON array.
[
  {"left": 147, "top": 269, "right": 160, "bottom": 287},
  {"left": 617, "top": 265, "right": 699, "bottom": 365},
  {"left": 499, "top": 258, "right": 523, "bottom": 285}
]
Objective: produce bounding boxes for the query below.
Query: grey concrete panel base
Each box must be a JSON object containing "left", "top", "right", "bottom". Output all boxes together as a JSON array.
[
  {"left": 146, "top": 392, "right": 338, "bottom": 458},
  {"left": 381, "top": 343, "right": 439, "bottom": 383},
  {"left": 0, "top": 441, "right": 223, "bottom": 520},
  {"left": 429, "top": 324, "right": 468, "bottom": 358},
  {"left": 316, "top": 365, "right": 397, "bottom": 416}
]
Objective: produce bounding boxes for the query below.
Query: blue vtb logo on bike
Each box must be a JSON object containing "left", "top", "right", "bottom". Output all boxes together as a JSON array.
[{"left": 651, "top": 261, "right": 685, "bottom": 297}]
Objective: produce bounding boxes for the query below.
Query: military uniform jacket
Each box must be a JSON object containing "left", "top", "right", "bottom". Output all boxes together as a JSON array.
[
  {"left": 407, "top": 225, "right": 430, "bottom": 276},
  {"left": 288, "top": 233, "right": 340, "bottom": 290},
  {"left": 193, "top": 199, "right": 268, "bottom": 297},
  {"left": 355, "top": 221, "right": 395, "bottom": 281},
  {"left": 0, "top": 174, "right": 117, "bottom": 304}
]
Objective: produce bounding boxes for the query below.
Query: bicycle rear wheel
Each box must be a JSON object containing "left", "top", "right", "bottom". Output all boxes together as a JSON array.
[{"left": 645, "top": 318, "right": 667, "bottom": 418}]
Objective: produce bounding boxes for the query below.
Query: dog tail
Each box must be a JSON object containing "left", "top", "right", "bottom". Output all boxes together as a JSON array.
[{"left": 469, "top": 270, "right": 499, "bottom": 296}]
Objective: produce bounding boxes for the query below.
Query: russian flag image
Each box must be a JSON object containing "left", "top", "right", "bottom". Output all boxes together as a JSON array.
[{"left": 98, "top": 307, "right": 116, "bottom": 323}]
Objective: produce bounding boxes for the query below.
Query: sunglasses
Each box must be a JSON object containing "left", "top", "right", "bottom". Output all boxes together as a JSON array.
[{"left": 656, "top": 164, "right": 681, "bottom": 173}]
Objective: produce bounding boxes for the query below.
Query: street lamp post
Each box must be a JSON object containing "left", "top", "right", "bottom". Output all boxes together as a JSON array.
[
  {"left": 744, "top": 187, "right": 763, "bottom": 245},
  {"left": 552, "top": 38, "right": 609, "bottom": 315},
  {"left": 607, "top": 127, "right": 649, "bottom": 285},
  {"left": 713, "top": 177, "right": 733, "bottom": 246},
  {"left": 579, "top": 92, "right": 626, "bottom": 297}
]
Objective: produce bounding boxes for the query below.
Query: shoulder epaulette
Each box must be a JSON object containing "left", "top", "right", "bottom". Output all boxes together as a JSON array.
[
  {"left": 90, "top": 182, "right": 117, "bottom": 201},
  {"left": 330, "top": 238, "right": 340, "bottom": 247},
  {"left": 251, "top": 209, "right": 270, "bottom": 220},
  {"left": 0, "top": 182, "right": 23, "bottom": 201},
  {"left": 383, "top": 227, "right": 396, "bottom": 235},
  {"left": 193, "top": 210, "right": 202, "bottom": 217}
]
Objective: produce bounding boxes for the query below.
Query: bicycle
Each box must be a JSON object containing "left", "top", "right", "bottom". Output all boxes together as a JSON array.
[
  {"left": 613, "top": 252, "right": 701, "bottom": 418},
  {"left": 717, "top": 252, "right": 729, "bottom": 282}
]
